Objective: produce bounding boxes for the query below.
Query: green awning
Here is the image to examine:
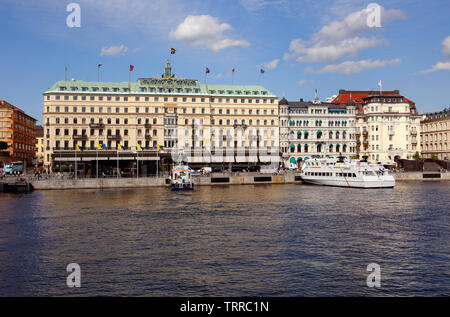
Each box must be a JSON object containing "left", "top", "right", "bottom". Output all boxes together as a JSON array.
[
  {"left": 297, "top": 157, "right": 303, "bottom": 161},
  {"left": 291, "top": 144, "right": 295, "bottom": 148},
  {"left": 297, "top": 131, "right": 302, "bottom": 134},
  {"left": 304, "top": 157, "right": 309, "bottom": 161},
  {"left": 290, "top": 157, "right": 296, "bottom": 163},
  {"left": 304, "top": 131, "right": 309, "bottom": 134},
  {"left": 317, "top": 130, "right": 322, "bottom": 134}
]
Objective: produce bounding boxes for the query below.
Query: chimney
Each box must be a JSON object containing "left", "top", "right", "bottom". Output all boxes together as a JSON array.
[{"left": 300, "top": 98, "right": 304, "bottom": 102}]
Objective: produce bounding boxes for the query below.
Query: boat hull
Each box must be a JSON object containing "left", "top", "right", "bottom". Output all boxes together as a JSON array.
[
  {"left": 171, "top": 183, "right": 194, "bottom": 191},
  {"left": 301, "top": 176, "right": 395, "bottom": 188}
]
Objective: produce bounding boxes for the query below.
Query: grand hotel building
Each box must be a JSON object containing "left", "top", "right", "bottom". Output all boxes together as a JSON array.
[{"left": 43, "top": 61, "right": 279, "bottom": 174}]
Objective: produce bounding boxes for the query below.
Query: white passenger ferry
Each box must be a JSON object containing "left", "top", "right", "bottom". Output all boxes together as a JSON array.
[
  {"left": 300, "top": 156, "right": 395, "bottom": 188},
  {"left": 170, "top": 165, "right": 194, "bottom": 190}
]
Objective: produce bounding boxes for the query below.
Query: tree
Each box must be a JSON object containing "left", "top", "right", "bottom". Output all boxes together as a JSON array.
[
  {"left": 431, "top": 154, "right": 438, "bottom": 160},
  {"left": 0, "top": 141, "right": 8, "bottom": 151},
  {"left": 413, "top": 151, "right": 420, "bottom": 160}
]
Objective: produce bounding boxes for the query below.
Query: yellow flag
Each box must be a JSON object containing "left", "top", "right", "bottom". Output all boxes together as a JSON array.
[
  {"left": 158, "top": 145, "right": 161, "bottom": 150},
  {"left": 137, "top": 144, "right": 143, "bottom": 151},
  {"left": 118, "top": 144, "right": 123, "bottom": 151},
  {"left": 98, "top": 143, "right": 102, "bottom": 150},
  {"left": 76, "top": 144, "right": 80, "bottom": 151}
]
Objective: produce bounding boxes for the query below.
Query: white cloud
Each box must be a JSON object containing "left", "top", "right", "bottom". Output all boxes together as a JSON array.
[
  {"left": 170, "top": 15, "right": 250, "bottom": 52},
  {"left": 297, "top": 79, "right": 314, "bottom": 86},
  {"left": 309, "top": 58, "right": 402, "bottom": 74},
  {"left": 99, "top": 45, "right": 128, "bottom": 56},
  {"left": 286, "top": 37, "right": 385, "bottom": 63},
  {"left": 415, "top": 36, "right": 450, "bottom": 74},
  {"left": 285, "top": 5, "right": 405, "bottom": 64},
  {"left": 263, "top": 59, "right": 280, "bottom": 70},
  {"left": 415, "top": 61, "right": 450, "bottom": 75},
  {"left": 442, "top": 36, "right": 450, "bottom": 57}
]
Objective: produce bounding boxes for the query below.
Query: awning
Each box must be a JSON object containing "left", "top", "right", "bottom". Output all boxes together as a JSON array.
[
  {"left": 291, "top": 144, "right": 295, "bottom": 148},
  {"left": 297, "top": 157, "right": 303, "bottom": 161},
  {"left": 297, "top": 131, "right": 302, "bottom": 134},
  {"left": 317, "top": 130, "right": 322, "bottom": 134},
  {"left": 304, "top": 131, "right": 309, "bottom": 134},
  {"left": 290, "top": 157, "right": 296, "bottom": 163},
  {"left": 304, "top": 157, "right": 309, "bottom": 161}
]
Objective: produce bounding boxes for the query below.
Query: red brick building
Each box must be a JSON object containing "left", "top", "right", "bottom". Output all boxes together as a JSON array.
[{"left": 0, "top": 100, "right": 37, "bottom": 164}]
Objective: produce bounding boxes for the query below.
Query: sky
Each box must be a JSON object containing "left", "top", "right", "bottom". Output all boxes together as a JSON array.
[{"left": 0, "top": 0, "right": 449, "bottom": 124}]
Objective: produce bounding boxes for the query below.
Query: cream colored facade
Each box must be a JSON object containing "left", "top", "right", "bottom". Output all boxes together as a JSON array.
[
  {"left": 355, "top": 94, "right": 421, "bottom": 164},
  {"left": 421, "top": 109, "right": 450, "bottom": 160},
  {"left": 35, "top": 125, "right": 44, "bottom": 164},
  {"left": 42, "top": 61, "right": 279, "bottom": 171}
]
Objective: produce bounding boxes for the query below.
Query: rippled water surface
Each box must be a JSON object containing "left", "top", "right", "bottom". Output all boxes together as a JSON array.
[{"left": 0, "top": 182, "right": 449, "bottom": 296}]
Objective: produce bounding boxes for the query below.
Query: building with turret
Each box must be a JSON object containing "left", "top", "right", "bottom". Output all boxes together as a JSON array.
[{"left": 42, "top": 61, "right": 279, "bottom": 175}]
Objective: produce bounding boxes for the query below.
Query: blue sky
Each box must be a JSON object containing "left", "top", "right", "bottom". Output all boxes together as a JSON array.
[{"left": 0, "top": 0, "right": 449, "bottom": 124}]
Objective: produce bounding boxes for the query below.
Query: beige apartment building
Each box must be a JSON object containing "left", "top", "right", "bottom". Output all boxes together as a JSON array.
[
  {"left": 333, "top": 90, "right": 421, "bottom": 164},
  {"left": 421, "top": 108, "right": 450, "bottom": 160},
  {"left": 43, "top": 61, "right": 279, "bottom": 175},
  {"left": 35, "top": 125, "right": 44, "bottom": 165}
]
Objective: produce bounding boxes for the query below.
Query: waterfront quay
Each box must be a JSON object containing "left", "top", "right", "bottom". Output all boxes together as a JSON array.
[
  {"left": 0, "top": 170, "right": 445, "bottom": 191},
  {"left": 27, "top": 172, "right": 302, "bottom": 190}
]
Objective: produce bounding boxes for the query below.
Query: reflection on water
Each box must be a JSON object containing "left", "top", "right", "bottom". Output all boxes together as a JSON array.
[{"left": 0, "top": 182, "right": 449, "bottom": 296}]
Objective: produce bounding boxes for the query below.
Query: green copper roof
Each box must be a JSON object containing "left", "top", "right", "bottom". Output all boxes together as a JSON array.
[
  {"left": 45, "top": 60, "right": 277, "bottom": 97},
  {"left": 45, "top": 80, "right": 276, "bottom": 98}
]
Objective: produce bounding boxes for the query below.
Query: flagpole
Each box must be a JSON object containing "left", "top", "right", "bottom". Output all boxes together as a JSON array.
[
  {"left": 96, "top": 146, "right": 98, "bottom": 179},
  {"left": 136, "top": 145, "right": 139, "bottom": 179},
  {"left": 65, "top": 65, "right": 68, "bottom": 81},
  {"left": 117, "top": 147, "right": 119, "bottom": 178},
  {"left": 157, "top": 148, "right": 159, "bottom": 177},
  {"left": 75, "top": 147, "right": 77, "bottom": 180}
]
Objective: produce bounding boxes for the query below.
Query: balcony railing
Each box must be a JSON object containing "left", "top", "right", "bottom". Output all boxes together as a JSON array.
[
  {"left": 107, "top": 134, "right": 122, "bottom": 140},
  {"left": 73, "top": 134, "right": 88, "bottom": 140},
  {"left": 144, "top": 123, "right": 152, "bottom": 128},
  {"left": 89, "top": 123, "right": 105, "bottom": 129},
  {"left": 145, "top": 134, "right": 152, "bottom": 139}
]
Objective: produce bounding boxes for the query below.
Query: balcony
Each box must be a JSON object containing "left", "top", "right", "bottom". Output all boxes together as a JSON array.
[
  {"left": 411, "top": 130, "right": 417, "bottom": 136},
  {"left": 73, "top": 134, "right": 88, "bottom": 140},
  {"left": 363, "top": 140, "right": 369, "bottom": 146},
  {"left": 145, "top": 134, "right": 152, "bottom": 140},
  {"left": 362, "top": 130, "right": 368, "bottom": 136},
  {"left": 144, "top": 123, "right": 152, "bottom": 129},
  {"left": 89, "top": 123, "right": 105, "bottom": 129},
  {"left": 107, "top": 134, "right": 122, "bottom": 140}
]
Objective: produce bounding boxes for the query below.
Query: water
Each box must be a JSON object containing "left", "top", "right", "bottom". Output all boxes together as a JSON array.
[{"left": 0, "top": 182, "right": 448, "bottom": 296}]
